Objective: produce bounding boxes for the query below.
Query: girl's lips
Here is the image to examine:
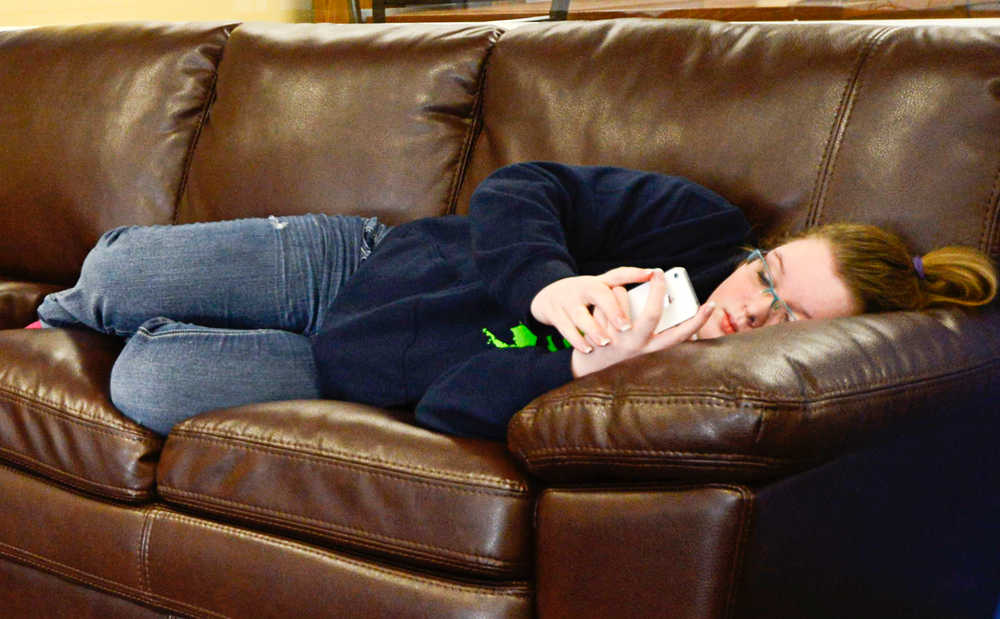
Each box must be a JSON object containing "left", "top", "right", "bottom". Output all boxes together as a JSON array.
[{"left": 720, "top": 309, "right": 736, "bottom": 335}]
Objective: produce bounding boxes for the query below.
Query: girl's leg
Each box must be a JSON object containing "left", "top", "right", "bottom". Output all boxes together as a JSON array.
[
  {"left": 38, "top": 214, "right": 389, "bottom": 338},
  {"left": 109, "top": 318, "right": 321, "bottom": 435}
]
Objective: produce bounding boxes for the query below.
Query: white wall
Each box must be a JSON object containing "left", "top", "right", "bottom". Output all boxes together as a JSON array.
[{"left": 0, "top": 0, "right": 313, "bottom": 26}]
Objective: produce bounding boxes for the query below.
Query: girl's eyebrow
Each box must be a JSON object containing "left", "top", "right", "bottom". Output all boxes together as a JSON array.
[
  {"left": 773, "top": 250, "right": 812, "bottom": 320},
  {"left": 774, "top": 250, "right": 787, "bottom": 276}
]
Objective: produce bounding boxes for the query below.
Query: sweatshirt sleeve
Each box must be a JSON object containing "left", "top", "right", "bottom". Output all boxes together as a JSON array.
[
  {"left": 414, "top": 347, "right": 574, "bottom": 441},
  {"left": 468, "top": 162, "right": 751, "bottom": 321}
]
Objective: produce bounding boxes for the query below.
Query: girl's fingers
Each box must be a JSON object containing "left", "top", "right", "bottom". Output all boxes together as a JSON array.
[
  {"left": 571, "top": 305, "right": 610, "bottom": 347},
  {"left": 634, "top": 269, "right": 667, "bottom": 332},
  {"left": 585, "top": 283, "right": 629, "bottom": 333},
  {"left": 586, "top": 308, "right": 613, "bottom": 349},
  {"left": 651, "top": 301, "right": 715, "bottom": 348},
  {"left": 612, "top": 285, "right": 630, "bottom": 323},
  {"left": 599, "top": 266, "right": 655, "bottom": 287},
  {"left": 553, "top": 309, "right": 593, "bottom": 354},
  {"left": 592, "top": 306, "right": 611, "bottom": 331}
]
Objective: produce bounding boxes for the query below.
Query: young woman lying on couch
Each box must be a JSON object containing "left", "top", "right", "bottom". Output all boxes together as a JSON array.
[{"left": 35, "top": 162, "right": 997, "bottom": 440}]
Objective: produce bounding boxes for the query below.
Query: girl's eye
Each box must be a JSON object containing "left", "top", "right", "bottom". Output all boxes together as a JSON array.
[{"left": 757, "top": 270, "right": 772, "bottom": 288}]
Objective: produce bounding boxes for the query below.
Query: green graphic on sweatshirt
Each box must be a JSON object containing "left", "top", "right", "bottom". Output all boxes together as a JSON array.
[{"left": 483, "top": 323, "right": 571, "bottom": 352}]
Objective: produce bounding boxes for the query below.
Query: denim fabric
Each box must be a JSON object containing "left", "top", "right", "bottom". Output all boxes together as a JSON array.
[
  {"left": 109, "top": 317, "right": 321, "bottom": 435},
  {"left": 38, "top": 214, "right": 386, "bottom": 337},
  {"left": 37, "top": 214, "right": 388, "bottom": 435}
]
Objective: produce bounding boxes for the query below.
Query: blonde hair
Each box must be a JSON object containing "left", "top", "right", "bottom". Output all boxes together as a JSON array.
[{"left": 789, "top": 223, "right": 997, "bottom": 313}]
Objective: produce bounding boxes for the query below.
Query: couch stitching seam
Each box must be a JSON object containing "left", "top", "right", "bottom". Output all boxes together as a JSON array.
[
  {"left": 138, "top": 508, "right": 155, "bottom": 594},
  {"left": 0, "top": 384, "right": 151, "bottom": 439},
  {"left": 167, "top": 434, "right": 527, "bottom": 498},
  {"left": 171, "top": 28, "right": 230, "bottom": 225},
  {"left": 524, "top": 461, "right": 789, "bottom": 476},
  {"left": 526, "top": 356, "right": 997, "bottom": 405},
  {"left": 814, "top": 26, "right": 895, "bottom": 225},
  {"left": 446, "top": 27, "right": 502, "bottom": 215},
  {"left": 0, "top": 542, "right": 223, "bottom": 618},
  {"left": 723, "top": 486, "right": 754, "bottom": 619},
  {"left": 807, "top": 26, "right": 895, "bottom": 227},
  {"left": 518, "top": 364, "right": 996, "bottom": 461},
  {"left": 151, "top": 511, "right": 531, "bottom": 597},
  {"left": 980, "top": 129, "right": 1000, "bottom": 256},
  {"left": 159, "top": 485, "right": 522, "bottom": 570},
  {"left": 168, "top": 429, "right": 527, "bottom": 492},
  {"left": 0, "top": 446, "right": 150, "bottom": 498},
  {"left": 519, "top": 446, "right": 788, "bottom": 462}
]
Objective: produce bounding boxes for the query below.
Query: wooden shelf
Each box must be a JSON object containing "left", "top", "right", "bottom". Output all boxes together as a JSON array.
[{"left": 315, "top": 0, "right": 999, "bottom": 23}]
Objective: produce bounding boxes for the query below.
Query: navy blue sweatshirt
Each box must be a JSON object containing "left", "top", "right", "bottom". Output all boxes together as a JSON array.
[{"left": 310, "top": 162, "right": 753, "bottom": 440}]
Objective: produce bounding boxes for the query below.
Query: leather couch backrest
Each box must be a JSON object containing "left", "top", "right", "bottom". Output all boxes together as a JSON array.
[
  {"left": 176, "top": 23, "right": 502, "bottom": 226},
  {"left": 458, "top": 20, "right": 1000, "bottom": 258},
  {"left": 5, "top": 20, "right": 999, "bottom": 287},
  {"left": 0, "top": 23, "right": 233, "bottom": 285}
]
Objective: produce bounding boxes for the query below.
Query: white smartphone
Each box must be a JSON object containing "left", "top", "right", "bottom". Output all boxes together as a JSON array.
[{"left": 627, "top": 267, "right": 700, "bottom": 333}]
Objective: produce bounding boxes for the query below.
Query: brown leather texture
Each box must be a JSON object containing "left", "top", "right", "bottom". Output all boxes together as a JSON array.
[
  {"left": 458, "top": 20, "right": 878, "bottom": 230},
  {"left": 0, "top": 557, "right": 167, "bottom": 618},
  {"left": 0, "top": 280, "right": 61, "bottom": 329},
  {"left": 145, "top": 506, "right": 531, "bottom": 618},
  {"left": 0, "top": 22, "right": 233, "bottom": 285},
  {"left": 510, "top": 308, "right": 1000, "bottom": 483},
  {"left": 157, "top": 401, "right": 534, "bottom": 579},
  {"left": 2, "top": 18, "right": 1000, "bottom": 617},
  {"left": 0, "top": 464, "right": 532, "bottom": 618},
  {"left": 177, "top": 23, "right": 501, "bottom": 226},
  {"left": 0, "top": 330, "right": 161, "bottom": 501},
  {"left": 535, "top": 486, "right": 752, "bottom": 619},
  {"left": 0, "top": 464, "right": 155, "bottom": 604},
  {"left": 457, "top": 21, "right": 1000, "bottom": 258},
  {"left": 814, "top": 25, "right": 1000, "bottom": 258}
]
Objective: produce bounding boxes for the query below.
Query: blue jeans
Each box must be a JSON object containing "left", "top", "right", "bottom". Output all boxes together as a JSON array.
[{"left": 38, "top": 214, "right": 389, "bottom": 435}]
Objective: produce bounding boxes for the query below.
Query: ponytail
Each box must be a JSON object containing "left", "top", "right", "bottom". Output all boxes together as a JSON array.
[
  {"left": 791, "top": 223, "right": 997, "bottom": 313},
  {"left": 920, "top": 246, "right": 998, "bottom": 309}
]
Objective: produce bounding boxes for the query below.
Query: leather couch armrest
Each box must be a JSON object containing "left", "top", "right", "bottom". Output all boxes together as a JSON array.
[
  {"left": 508, "top": 308, "right": 1000, "bottom": 483},
  {"left": 0, "top": 280, "right": 62, "bottom": 329},
  {"left": 0, "top": 328, "right": 160, "bottom": 501}
]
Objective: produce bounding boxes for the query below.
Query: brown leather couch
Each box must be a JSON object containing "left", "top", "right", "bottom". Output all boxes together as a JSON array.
[{"left": 1, "top": 18, "right": 999, "bottom": 618}]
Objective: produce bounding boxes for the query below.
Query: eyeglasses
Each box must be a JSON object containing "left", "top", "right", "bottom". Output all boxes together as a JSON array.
[{"left": 745, "top": 249, "right": 798, "bottom": 322}]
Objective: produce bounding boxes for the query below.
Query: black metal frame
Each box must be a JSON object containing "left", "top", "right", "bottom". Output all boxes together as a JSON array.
[{"left": 361, "top": 0, "right": 569, "bottom": 22}]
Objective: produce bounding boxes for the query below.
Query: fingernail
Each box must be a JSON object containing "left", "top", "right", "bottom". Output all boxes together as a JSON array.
[
  {"left": 599, "top": 337, "right": 610, "bottom": 346},
  {"left": 706, "top": 301, "right": 717, "bottom": 309},
  {"left": 585, "top": 347, "right": 593, "bottom": 354},
  {"left": 618, "top": 323, "right": 632, "bottom": 332}
]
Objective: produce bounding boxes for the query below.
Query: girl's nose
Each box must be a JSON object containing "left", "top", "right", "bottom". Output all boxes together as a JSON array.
[{"left": 745, "top": 294, "right": 774, "bottom": 328}]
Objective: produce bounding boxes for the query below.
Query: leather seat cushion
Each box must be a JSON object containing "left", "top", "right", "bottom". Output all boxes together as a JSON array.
[{"left": 157, "top": 401, "right": 534, "bottom": 579}]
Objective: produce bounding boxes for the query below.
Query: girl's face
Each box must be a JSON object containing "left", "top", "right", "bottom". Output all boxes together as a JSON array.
[{"left": 697, "top": 237, "right": 861, "bottom": 340}]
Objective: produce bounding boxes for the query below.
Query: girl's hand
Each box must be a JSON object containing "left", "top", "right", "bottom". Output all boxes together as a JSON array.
[
  {"left": 530, "top": 267, "right": 655, "bottom": 354},
  {"left": 570, "top": 269, "right": 715, "bottom": 378}
]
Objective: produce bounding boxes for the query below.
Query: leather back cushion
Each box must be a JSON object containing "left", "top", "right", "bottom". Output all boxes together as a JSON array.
[
  {"left": 177, "top": 23, "right": 501, "bottom": 225},
  {"left": 0, "top": 23, "right": 233, "bottom": 285},
  {"left": 459, "top": 20, "right": 1000, "bottom": 257}
]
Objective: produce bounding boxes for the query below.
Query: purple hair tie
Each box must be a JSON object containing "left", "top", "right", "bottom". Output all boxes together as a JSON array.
[{"left": 913, "top": 256, "right": 926, "bottom": 280}]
